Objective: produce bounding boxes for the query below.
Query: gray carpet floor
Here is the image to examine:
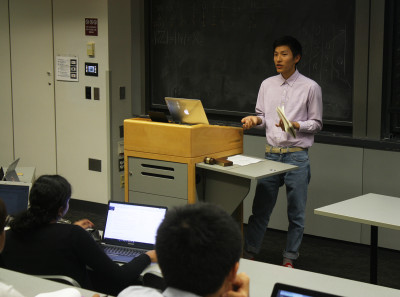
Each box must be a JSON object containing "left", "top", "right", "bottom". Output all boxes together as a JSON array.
[{"left": 65, "top": 199, "right": 400, "bottom": 291}]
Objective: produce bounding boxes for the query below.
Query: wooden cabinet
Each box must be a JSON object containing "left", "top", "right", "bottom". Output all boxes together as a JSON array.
[{"left": 124, "top": 118, "right": 243, "bottom": 207}]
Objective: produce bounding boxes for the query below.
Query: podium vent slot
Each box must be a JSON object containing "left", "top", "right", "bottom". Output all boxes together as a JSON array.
[
  {"left": 141, "top": 172, "right": 174, "bottom": 179},
  {"left": 141, "top": 164, "right": 174, "bottom": 171}
]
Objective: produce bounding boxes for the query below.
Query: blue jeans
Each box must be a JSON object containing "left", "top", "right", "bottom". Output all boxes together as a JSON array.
[{"left": 244, "top": 150, "right": 311, "bottom": 260}]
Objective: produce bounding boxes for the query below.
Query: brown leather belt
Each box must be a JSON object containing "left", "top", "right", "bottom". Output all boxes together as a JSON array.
[{"left": 265, "top": 145, "right": 306, "bottom": 154}]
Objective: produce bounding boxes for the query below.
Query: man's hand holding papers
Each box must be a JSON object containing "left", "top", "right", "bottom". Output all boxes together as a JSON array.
[{"left": 276, "top": 106, "right": 296, "bottom": 138}]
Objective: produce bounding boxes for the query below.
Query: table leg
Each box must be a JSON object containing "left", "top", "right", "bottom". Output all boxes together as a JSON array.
[{"left": 370, "top": 225, "right": 378, "bottom": 284}]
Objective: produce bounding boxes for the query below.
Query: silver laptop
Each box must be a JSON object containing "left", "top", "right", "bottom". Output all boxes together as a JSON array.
[
  {"left": 3, "top": 158, "right": 20, "bottom": 182},
  {"left": 165, "top": 97, "right": 209, "bottom": 125},
  {"left": 101, "top": 201, "right": 167, "bottom": 263}
]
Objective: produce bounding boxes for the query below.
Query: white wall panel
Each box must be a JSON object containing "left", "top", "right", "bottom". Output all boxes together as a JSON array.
[
  {"left": 0, "top": 0, "right": 14, "bottom": 164},
  {"left": 306, "top": 143, "right": 363, "bottom": 242},
  {"left": 9, "top": 0, "right": 56, "bottom": 175},
  {"left": 361, "top": 149, "right": 400, "bottom": 250},
  {"left": 108, "top": 0, "right": 132, "bottom": 201},
  {"left": 53, "top": 0, "right": 110, "bottom": 203}
]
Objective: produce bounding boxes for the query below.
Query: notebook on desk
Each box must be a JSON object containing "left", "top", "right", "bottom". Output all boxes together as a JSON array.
[
  {"left": 165, "top": 97, "right": 209, "bottom": 125},
  {"left": 270, "top": 283, "right": 343, "bottom": 297},
  {"left": 100, "top": 201, "right": 167, "bottom": 263}
]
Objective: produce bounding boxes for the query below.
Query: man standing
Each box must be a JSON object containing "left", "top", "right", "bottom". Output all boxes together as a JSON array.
[{"left": 241, "top": 36, "right": 323, "bottom": 268}]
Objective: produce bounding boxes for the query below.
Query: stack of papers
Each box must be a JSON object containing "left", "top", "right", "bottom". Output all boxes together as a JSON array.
[
  {"left": 227, "top": 155, "right": 262, "bottom": 166},
  {"left": 276, "top": 106, "right": 296, "bottom": 138}
]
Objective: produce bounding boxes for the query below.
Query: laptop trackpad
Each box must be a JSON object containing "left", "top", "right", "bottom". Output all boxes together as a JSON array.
[{"left": 107, "top": 254, "right": 134, "bottom": 264}]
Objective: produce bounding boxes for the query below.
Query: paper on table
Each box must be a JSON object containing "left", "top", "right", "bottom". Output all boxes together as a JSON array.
[
  {"left": 227, "top": 155, "right": 262, "bottom": 166},
  {"left": 35, "top": 288, "right": 81, "bottom": 297},
  {"left": 276, "top": 106, "right": 296, "bottom": 138}
]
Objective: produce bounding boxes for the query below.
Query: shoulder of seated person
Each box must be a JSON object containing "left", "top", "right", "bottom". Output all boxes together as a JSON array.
[
  {"left": 119, "top": 286, "right": 163, "bottom": 297},
  {"left": 54, "top": 222, "right": 84, "bottom": 232}
]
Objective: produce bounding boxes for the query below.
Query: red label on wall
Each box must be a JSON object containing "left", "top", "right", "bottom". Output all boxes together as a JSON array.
[{"left": 85, "top": 18, "right": 98, "bottom": 36}]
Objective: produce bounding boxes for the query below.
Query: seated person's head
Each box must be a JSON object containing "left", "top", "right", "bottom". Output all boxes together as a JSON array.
[
  {"left": 10, "top": 175, "right": 71, "bottom": 232},
  {"left": 0, "top": 198, "right": 7, "bottom": 252},
  {"left": 156, "top": 203, "right": 242, "bottom": 296}
]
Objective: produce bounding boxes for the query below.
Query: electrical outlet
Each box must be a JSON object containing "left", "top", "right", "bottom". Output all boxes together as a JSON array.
[{"left": 120, "top": 174, "right": 125, "bottom": 188}]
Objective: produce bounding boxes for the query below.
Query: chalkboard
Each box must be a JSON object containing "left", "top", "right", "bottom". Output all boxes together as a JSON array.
[
  {"left": 149, "top": 0, "right": 355, "bottom": 123},
  {"left": 390, "top": 0, "right": 400, "bottom": 133}
]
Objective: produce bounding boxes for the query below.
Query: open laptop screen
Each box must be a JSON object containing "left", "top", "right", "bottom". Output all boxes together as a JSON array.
[
  {"left": 0, "top": 181, "right": 30, "bottom": 216},
  {"left": 271, "top": 283, "right": 343, "bottom": 297},
  {"left": 165, "top": 97, "right": 209, "bottom": 125},
  {"left": 102, "top": 201, "right": 167, "bottom": 247}
]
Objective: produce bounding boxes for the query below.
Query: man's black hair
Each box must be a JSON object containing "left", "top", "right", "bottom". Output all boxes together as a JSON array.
[
  {"left": 156, "top": 203, "right": 242, "bottom": 296},
  {"left": 273, "top": 35, "right": 302, "bottom": 63}
]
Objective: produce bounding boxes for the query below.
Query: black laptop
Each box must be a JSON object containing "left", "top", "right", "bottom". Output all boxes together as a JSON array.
[
  {"left": 100, "top": 201, "right": 167, "bottom": 263},
  {"left": 271, "top": 283, "right": 343, "bottom": 297},
  {"left": 148, "top": 111, "right": 169, "bottom": 123}
]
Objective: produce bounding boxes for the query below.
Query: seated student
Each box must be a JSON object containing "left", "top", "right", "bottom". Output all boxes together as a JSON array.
[
  {"left": 0, "top": 175, "right": 156, "bottom": 296},
  {"left": 0, "top": 198, "right": 100, "bottom": 297},
  {"left": 118, "top": 203, "right": 250, "bottom": 297},
  {"left": 0, "top": 198, "right": 25, "bottom": 297}
]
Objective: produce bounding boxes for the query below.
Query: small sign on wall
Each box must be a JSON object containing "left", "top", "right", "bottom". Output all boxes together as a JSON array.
[
  {"left": 85, "top": 18, "right": 98, "bottom": 36},
  {"left": 56, "top": 56, "right": 79, "bottom": 82}
]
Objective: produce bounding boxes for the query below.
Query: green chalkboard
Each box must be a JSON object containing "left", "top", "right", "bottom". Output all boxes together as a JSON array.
[{"left": 149, "top": 0, "right": 355, "bottom": 123}]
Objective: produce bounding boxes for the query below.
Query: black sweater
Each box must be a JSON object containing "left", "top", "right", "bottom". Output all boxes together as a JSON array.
[{"left": 0, "top": 223, "right": 150, "bottom": 294}]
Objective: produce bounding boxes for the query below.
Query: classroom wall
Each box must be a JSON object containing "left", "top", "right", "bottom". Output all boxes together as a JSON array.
[
  {"left": 52, "top": 0, "right": 111, "bottom": 203},
  {"left": 0, "top": 0, "right": 131, "bottom": 203},
  {"left": 243, "top": 135, "right": 400, "bottom": 251},
  {"left": 53, "top": 0, "right": 132, "bottom": 203},
  {"left": 7, "top": 0, "right": 57, "bottom": 175},
  {"left": 108, "top": 0, "right": 133, "bottom": 201},
  {"left": 1, "top": 0, "right": 400, "bottom": 251}
]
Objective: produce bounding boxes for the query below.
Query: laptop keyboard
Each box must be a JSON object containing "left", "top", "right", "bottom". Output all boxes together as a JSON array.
[{"left": 103, "top": 245, "right": 145, "bottom": 257}]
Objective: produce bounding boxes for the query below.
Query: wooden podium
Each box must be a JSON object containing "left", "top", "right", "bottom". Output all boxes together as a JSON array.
[{"left": 124, "top": 118, "right": 243, "bottom": 206}]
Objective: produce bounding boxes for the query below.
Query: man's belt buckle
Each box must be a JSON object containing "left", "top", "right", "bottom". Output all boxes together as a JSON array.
[{"left": 279, "top": 147, "right": 288, "bottom": 153}]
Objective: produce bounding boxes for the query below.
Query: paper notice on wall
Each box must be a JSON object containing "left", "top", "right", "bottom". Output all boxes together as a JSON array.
[{"left": 56, "top": 56, "right": 79, "bottom": 82}]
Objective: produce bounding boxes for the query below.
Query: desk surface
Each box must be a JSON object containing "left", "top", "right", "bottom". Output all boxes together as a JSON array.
[
  {"left": 0, "top": 268, "right": 103, "bottom": 297},
  {"left": 142, "top": 259, "right": 400, "bottom": 297},
  {"left": 196, "top": 156, "right": 297, "bottom": 179},
  {"left": 15, "top": 167, "right": 35, "bottom": 183},
  {"left": 238, "top": 259, "right": 400, "bottom": 297},
  {"left": 314, "top": 193, "right": 400, "bottom": 230}
]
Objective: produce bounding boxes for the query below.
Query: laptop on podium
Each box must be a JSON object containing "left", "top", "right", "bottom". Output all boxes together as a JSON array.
[
  {"left": 100, "top": 201, "right": 167, "bottom": 263},
  {"left": 165, "top": 97, "right": 209, "bottom": 125}
]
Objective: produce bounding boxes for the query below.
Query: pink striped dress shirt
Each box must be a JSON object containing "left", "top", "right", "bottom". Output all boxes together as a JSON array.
[{"left": 255, "top": 70, "right": 323, "bottom": 148}]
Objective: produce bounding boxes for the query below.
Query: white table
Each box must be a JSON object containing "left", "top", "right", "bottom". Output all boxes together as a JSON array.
[
  {"left": 142, "top": 259, "right": 400, "bottom": 297},
  {"left": 15, "top": 167, "right": 36, "bottom": 183},
  {"left": 196, "top": 156, "right": 297, "bottom": 215},
  {"left": 314, "top": 193, "right": 400, "bottom": 284},
  {"left": 239, "top": 258, "right": 400, "bottom": 297},
  {"left": 0, "top": 268, "right": 104, "bottom": 297},
  {"left": 1, "top": 166, "right": 35, "bottom": 183}
]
